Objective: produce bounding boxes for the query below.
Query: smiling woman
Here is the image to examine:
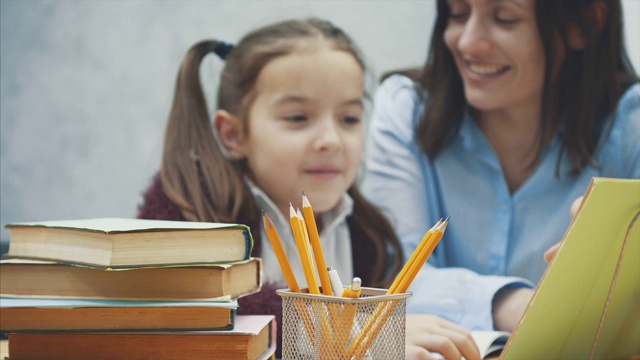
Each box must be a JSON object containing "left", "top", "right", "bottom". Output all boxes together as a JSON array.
[
  {"left": 362, "top": 0, "right": 640, "bottom": 340},
  {"left": 444, "top": 0, "right": 546, "bottom": 123},
  {"left": 444, "top": 0, "right": 548, "bottom": 193}
]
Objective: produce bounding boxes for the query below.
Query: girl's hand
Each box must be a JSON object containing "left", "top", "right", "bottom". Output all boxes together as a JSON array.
[
  {"left": 544, "top": 196, "right": 584, "bottom": 263},
  {"left": 405, "top": 314, "right": 480, "bottom": 360}
]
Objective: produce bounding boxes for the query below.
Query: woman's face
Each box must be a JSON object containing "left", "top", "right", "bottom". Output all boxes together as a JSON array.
[
  {"left": 444, "top": 0, "right": 545, "bottom": 115},
  {"left": 240, "top": 45, "right": 364, "bottom": 218}
]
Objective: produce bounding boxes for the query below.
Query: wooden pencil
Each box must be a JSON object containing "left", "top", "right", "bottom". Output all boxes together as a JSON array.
[
  {"left": 388, "top": 219, "right": 442, "bottom": 294},
  {"left": 348, "top": 218, "right": 449, "bottom": 358},
  {"left": 262, "top": 210, "right": 300, "bottom": 292},
  {"left": 262, "top": 211, "right": 315, "bottom": 344},
  {"left": 301, "top": 192, "right": 334, "bottom": 296},
  {"left": 396, "top": 219, "right": 447, "bottom": 293},
  {"left": 289, "top": 204, "right": 320, "bottom": 295}
]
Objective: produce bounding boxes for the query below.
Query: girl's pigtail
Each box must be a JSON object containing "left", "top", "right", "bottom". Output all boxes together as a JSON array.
[
  {"left": 213, "top": 41, "right": 234, "bottom": 60},
  {"left": 160, "top": 40, "right": 246, "bottom": 223}
]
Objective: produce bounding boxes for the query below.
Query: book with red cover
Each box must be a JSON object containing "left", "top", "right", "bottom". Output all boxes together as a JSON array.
[{"left": 7, "top": 315, "right": 276, "bottom": 360}]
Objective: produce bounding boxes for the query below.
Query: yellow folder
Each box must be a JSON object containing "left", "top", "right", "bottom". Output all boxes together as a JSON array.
[{"left": 501, "top": 177, "right": 640, "bottom": 359}]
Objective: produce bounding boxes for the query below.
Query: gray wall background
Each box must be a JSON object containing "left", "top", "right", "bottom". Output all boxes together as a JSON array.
[{"left": 1, "top": 1, "right": 639, "bottom": 241}]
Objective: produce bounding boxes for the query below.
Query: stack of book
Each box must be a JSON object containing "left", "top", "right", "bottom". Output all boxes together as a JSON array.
[{"left": 0, "top": 218, "right": 275, "bottom": 360}]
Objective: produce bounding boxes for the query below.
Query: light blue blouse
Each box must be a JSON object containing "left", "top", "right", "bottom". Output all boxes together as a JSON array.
[{"left": 361, "top": 75, "right": 640, "bottom": 330}]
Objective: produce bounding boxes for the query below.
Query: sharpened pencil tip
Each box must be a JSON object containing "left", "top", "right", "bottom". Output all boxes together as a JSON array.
[
  {"left": 437, "top": 219, "right": 449, "bottom": 232},
  {"left": 302, "top": 192, "right": 311, "bottom": 207},
  {"left": 262, "top": 210, "right": 274, "bottom": 229}
]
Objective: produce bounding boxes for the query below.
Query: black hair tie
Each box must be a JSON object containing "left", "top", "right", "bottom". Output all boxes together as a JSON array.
[{"left": 214, "top": 41, "right": 234, "bottom": 60}]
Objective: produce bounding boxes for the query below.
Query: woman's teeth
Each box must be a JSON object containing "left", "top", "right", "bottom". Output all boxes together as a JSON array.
[{"left": 469, "top": 64, "right": 504, "bottom": 75}]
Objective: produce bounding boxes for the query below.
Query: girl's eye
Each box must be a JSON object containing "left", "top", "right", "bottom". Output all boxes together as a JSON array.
[
  {"left": 284, "top": 114, "right": 308, "bottom": 123},
  {"left": 342, "top": 115, "right": 361, "bottom": 125}
]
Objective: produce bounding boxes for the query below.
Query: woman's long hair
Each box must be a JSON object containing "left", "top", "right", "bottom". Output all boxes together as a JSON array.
[{"left": 410, "top": 0, "right": 637, "bottom": 175}]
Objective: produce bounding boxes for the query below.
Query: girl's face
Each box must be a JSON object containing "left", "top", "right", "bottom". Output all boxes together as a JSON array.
[
  {"left": 444, "top": 0, "right": 545, "bottom": 115},
  {"left": 239, "top": 46, "right": 364, "bottom": 217}
]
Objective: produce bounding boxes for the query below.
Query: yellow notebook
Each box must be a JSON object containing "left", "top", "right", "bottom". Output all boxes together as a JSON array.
[{"left": 501, "top": 177, "right": 640, "bottom": 359}]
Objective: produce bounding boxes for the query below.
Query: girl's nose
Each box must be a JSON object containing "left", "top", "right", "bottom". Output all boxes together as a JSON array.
[
  {"left": 313, "top": 118, "right": 341, "bottom": 152},
  {"left": 457, "top": 15, "right": 492, "bottom": 56}
]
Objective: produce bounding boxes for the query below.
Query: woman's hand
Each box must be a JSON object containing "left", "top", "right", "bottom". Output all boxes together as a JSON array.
[
  {"left": 543, "top": 242, "right": 561, "bottom": 263},
  {"left": 492, "top": 287, "right": 534, "bottom": 332},
  {"left": 544, "top": 196, "right": 584, "bottom": 263},
  {"left": 405, "top": 314, "right": 480, "bottom": 360}
]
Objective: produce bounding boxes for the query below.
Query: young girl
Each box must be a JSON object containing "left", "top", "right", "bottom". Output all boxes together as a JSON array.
[
  {"left": 362, "top": 0, "right": 639, "bottom": 336},
  {"left": 137, "top": 18, "right": 480, "bottom": 359}
]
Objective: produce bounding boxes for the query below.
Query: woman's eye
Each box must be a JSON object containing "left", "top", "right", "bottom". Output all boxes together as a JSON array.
[
  {"left": 449, "top": 11, "right": 469, "bottom": 22},
  {"left": 447, "top": 2, "right": 469, "bottom": 22},
  {"left": 495, "top": 9, "right": 521, "bottom": 25},
  {"left": 495, "top": 16, "right": 520, "bottom": 25}
]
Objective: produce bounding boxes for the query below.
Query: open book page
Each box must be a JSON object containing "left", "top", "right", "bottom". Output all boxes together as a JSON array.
[
  {"left": 471, "top": 331, "right": 510, "bottom": 358},
  {"left": 431, "top": 330, "right": 510, "bottom": 359}
]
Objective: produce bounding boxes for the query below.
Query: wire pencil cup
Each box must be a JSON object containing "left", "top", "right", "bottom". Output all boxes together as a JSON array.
[{"left": 277, "top": 287, "right": 410, "bottom": 360}]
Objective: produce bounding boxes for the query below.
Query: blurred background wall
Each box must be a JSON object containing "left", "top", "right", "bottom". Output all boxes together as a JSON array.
[{"left": 1, "top": 1, "right": 639, "bottom": 242}]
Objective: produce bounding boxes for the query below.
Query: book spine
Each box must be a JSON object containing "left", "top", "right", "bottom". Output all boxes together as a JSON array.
[{"left": 243, "top": 229, "right": 253, "bottom": 260}]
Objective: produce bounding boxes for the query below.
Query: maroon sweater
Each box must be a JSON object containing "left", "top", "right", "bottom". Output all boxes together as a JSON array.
[{"left": 137, "top": 173, "right": 384, "bottom": 357}]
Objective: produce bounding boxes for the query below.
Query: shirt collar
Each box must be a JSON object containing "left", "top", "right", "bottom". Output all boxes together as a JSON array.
[
  {"left": 459, "top": 110, "right": 487, "bottom": 151},
  {"left": 459, "top": 109, "right": 563, "bottom": 152},
  {"left": 244, "top": 177, "right": 354, "bottom": 236},
  {"left": 320, "top": 190, "right": 354, "bottom": 236}
]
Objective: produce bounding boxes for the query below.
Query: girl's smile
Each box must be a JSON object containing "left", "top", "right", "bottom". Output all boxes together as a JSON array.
[
  {"left": 228, "top": 44, "right": 364, "bottom": 218},
  {"left": 303, "top": 164, "right": 343, "bottom": 181}
]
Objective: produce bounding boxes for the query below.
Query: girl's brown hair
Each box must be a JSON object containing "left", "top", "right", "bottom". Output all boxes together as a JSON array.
[
  {"left": 160, "top": 18, "right": 402, "bottom": 287},
  {"left": 406, "top": 0, "right": 637, "bottom": 174}
]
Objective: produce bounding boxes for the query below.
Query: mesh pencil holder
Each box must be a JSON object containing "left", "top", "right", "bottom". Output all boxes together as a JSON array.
[{"left": 277, "top": 287, "right": 411, "bottom": 360}]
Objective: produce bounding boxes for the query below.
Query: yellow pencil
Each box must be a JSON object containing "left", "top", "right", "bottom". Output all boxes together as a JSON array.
[
  {"left": 338, "top": 277, "right": 362, "bottom": 351},
  {"left": 262, "top": 210, "right": 300, "bottom": 293},
  {"left": 341, "top": 277, "right": 362, "bottom": 298},
  {"left": 396, "top": 219, "right": 447, "bottom": 293},
  {"left": 348, "top": 218, "right": 449, "bottom": 358},
  {"left": 302, "top": 192, "right": 334, "bottom": 296},
  {"left": 295, "top": 206, "right": 335, "bottom": 341},
  {"left": 296, "top": 207, "right": 318, "bottom": 289},
  {"left": 351, "top": 302, "right": 394, "bottom": 359},
  {"left": 289, "top": 203, "right": 320, "bottom": 295},
  {"left": 263, "top": 211, "right": 314, "bottom": 344},
  {"left": 388, "top": 219, "right": 442, "bottom": 294}
]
